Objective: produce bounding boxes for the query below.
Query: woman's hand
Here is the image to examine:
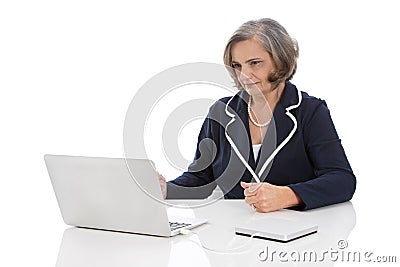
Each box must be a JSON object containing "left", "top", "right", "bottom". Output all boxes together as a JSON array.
[
  {"left": 157, "top": 172, "right": 167, "bottom": 199},
  {"left": 240, "top": 181, "right": 302, "bottom": 212}
]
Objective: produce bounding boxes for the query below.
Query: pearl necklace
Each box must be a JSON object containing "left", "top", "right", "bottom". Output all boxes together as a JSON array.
[{"left": 248, "top": 96, "right": 271, "bottom": 127}]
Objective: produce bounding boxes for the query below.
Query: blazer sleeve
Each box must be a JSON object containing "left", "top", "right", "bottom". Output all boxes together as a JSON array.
[
  {"left": 288, "top": 100, "right": 356, "bottom": 210},
  {"left": 166, "top": 115, "right": 217, "bottom": 199}
]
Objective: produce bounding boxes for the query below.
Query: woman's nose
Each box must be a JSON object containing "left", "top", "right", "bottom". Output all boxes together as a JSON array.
[{"left": 238, "top": 67, "right": 253, "bottom": 83}]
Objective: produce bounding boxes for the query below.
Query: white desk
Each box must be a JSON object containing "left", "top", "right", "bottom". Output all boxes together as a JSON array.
[{"left": 55, "top": 200, "right": 356, "bottom": 266}]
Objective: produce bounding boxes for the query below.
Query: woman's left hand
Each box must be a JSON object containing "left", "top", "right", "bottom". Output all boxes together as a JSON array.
[{"left": 240, "top": 181, "right": 302, "bottom": 213}]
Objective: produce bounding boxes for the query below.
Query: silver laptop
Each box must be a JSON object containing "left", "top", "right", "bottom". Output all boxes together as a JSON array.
[{"left": 44, "top": 154, "right": 207, "bottom": 237}]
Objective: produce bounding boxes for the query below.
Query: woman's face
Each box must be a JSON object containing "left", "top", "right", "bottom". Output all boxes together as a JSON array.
[{"left": 231, "top": 38, "right": 277, "bottom": 95}]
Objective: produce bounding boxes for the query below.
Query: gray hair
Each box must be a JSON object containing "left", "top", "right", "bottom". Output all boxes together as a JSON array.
[{"left": 223, "top": 18, "right": 299, "bottom": 89}]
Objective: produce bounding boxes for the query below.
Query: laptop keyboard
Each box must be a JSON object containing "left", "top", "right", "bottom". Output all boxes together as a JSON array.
[{"left": 169, "top": 221, "right": 191, "bottom": 231}]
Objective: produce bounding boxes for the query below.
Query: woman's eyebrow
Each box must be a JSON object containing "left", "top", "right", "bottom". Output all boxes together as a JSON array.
[{"left": 231, "top": 58, "right": 263, "bottom": 64}]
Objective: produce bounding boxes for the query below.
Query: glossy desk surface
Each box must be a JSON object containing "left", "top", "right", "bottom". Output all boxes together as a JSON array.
[{"left": 55, "top": 200, "right": 361, "bottom": 266}]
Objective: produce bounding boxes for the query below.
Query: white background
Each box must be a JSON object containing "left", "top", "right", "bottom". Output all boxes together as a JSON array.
[{"left": 1, "top": 0, "right": 399, "bottom": 266}]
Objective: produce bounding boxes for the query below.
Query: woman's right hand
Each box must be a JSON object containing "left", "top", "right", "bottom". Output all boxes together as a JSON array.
[{"left": 157, "top": 172, "right": 167, "bottom": 199}]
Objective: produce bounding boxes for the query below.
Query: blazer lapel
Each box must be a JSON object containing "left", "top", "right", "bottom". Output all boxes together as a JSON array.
[
  {"left": 255, "top": 82, "right": 301, "bottom": 182},
  {"left": 224, "top": 92, "right": 257, "bottom": 171}
]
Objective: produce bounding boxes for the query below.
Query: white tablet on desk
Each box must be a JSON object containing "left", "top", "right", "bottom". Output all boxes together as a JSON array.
[{"left": 235, "top": 214, "right": 318, "bottom": 243}]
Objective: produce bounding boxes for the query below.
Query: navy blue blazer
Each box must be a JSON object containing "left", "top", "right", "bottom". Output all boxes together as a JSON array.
[{"left": 167, "top": 82, "right": 356, "bottom": 210}]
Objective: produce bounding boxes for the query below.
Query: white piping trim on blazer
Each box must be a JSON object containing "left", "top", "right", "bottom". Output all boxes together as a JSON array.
[{"left": 224, "top": 88, "right": 303, "bottom": 183}]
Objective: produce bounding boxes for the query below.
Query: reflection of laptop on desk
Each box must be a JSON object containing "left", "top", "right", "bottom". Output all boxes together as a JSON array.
[
  {"left": 44, "top": 155, "right": 207, "bottom": 237},
  {"left": 56, "top": 227, "right": 172, "bottom": 267}
]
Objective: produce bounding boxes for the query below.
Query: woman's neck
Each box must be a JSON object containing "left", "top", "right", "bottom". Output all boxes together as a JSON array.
[{"left": 250, "top": 82, "right": 285, "bottom": 112}]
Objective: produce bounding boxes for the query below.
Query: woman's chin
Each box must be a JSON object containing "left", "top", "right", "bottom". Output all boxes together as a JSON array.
[
  {"left": 244, "top": 85, "right": 263, "bottom": 95},
  {"left": 246, "top": 88, "right": 269, "bottom": 97}
]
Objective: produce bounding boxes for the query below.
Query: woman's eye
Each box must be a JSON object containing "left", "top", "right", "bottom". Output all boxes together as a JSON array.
[
  {"left": 250, "top": 61, "right": 261, "bottom": 66},
  {"left": 232, "top": 63, "right": 241, "bottom": 69}
]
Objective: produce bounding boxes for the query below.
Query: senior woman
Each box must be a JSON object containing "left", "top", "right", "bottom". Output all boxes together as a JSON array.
[{"left": 158, "top": 18, "right": 356, "bottom": 212}]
